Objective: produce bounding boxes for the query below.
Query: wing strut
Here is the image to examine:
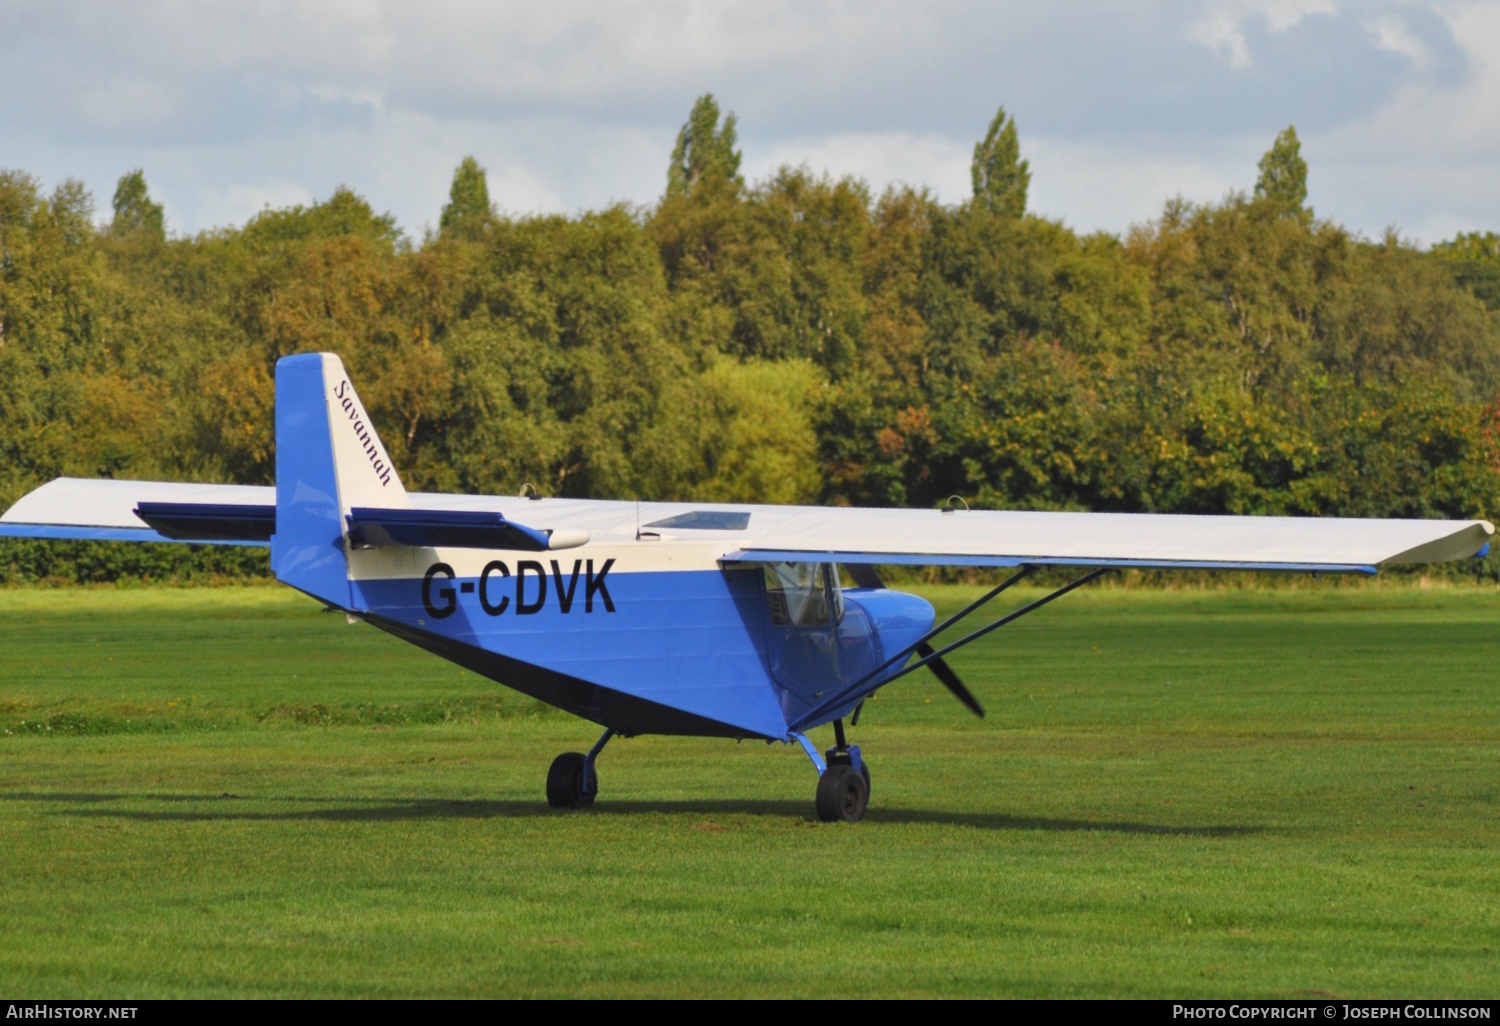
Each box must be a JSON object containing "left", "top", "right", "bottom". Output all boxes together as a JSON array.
[
  {"left": 845, "top": 563, "right": 986, "bottom": 717},
  {"left": 874, "top": 568, "right": 1109, "bottom": 692},
  {"left": 789, "top": 566, "right": 1108, "bottom": 733},
  {"left": 848, "top": 565, "right": 1034, "bottom": 701}
]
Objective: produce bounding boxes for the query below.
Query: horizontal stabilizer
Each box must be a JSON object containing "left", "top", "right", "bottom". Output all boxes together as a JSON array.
[
  {"left": 134, "top": 502, "right": 277, "bottom": 542},
  {"left": 346, "top": 507, "right": 588, "bottom": 551}
]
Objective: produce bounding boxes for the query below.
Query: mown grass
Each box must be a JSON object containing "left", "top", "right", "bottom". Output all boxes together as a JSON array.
[{"left": 1, "top": 583, "right": 1497, "bottom": 998}]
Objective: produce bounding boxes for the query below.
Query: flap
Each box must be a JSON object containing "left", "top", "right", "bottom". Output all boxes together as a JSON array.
[
  {"left": 134, "top": 502, "right": 277, "bottom": 542},
  {"left": 346, "top": 507, "right": 580, "bottom": 551}
]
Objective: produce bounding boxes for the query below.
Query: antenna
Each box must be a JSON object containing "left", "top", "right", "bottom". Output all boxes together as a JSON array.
[{"left": 635, "top": 499, "right": 659, "bottom": 541}]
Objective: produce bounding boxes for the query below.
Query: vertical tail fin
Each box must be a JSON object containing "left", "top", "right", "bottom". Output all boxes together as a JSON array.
[{"left": 271, "top": 353, "right": 408, "bottom": 607}]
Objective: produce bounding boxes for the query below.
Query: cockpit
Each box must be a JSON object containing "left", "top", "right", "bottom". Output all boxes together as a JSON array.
[{"left": 762, "top": 562, "right": 843, "bottom": 626}]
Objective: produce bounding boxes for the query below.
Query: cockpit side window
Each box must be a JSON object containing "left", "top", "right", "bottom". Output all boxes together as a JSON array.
[{"left": 763, "top": 562, "right": 832, "bottom": 626}]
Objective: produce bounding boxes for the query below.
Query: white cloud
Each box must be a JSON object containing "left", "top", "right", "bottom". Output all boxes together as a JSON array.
[
  {"left": 3, "top": 1, "right": 1495, "bottom": 242},
  {"left": 1299, "top": 2, "right": 1500, "bottom": 241},
  {"left": 1316, "top": 5, "right": 1500, "bottom": 161},
  {"left": 7, "top": 1, "right": 936, "bottom": 125},
  {"left": 1367, "top": 15, "right": 1430, "bottom": 66},
  {"left": 1190, "top": 10, "right": 1256, "bottom": 69},
  {"left": 1189, "top": 0, "right": 1338, "bottom": 69},
  {"left": 1259, "top": 0, "right": 1338, "bottom": 33}
]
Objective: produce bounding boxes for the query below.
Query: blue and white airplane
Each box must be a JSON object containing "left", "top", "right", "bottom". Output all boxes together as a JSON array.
[{"left": 3, "top": 354, "right": 1493, "bottom": 821}]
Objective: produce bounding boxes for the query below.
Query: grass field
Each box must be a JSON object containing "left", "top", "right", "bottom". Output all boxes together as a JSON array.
[{"left": 1, "top": 582, "right": 1497, "bottom": 998}]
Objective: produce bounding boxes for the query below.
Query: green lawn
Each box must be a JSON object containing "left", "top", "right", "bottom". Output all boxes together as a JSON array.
[{"left": 1, "top": 582, "right": 1497, "bottom": 997}]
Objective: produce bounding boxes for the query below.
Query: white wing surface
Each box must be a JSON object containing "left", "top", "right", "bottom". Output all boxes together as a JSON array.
[
  {"left": 2, "top": 477, "right": 1492, "bottom": 572},
  {"left": 399, "top": 495, "right": 1494, "bottom": 571},
  {"left": 721, "top": 507, "right": 1495, "bottom": 572},
  {"left": 0, "top": 478, "right": 276, "bottom": 543}
]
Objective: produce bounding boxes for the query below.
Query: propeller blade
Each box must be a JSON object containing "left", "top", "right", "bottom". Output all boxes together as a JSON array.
[
  {"left": 916, "top": 641, "right": 985, "bottom": 718},
  {"left": 840, "top": 563, "right": 987, "bottom": 719}
]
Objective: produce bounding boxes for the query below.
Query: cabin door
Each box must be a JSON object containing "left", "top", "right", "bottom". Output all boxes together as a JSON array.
[{"left": 761, "top": 563, "right": 879, "bottom": 709}]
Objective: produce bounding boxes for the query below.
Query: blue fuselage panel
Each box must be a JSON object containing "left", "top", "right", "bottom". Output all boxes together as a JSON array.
[
  {"left": 350, "top": 564, "right": 791, "bottom": 740},
  {"left": 348, "top": 554, "right": 941, "bottom": 740}
]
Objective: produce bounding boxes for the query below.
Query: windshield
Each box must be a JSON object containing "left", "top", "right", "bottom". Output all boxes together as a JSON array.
[{"left": 764, "top": 562, "right": 836, "bottom": 627}]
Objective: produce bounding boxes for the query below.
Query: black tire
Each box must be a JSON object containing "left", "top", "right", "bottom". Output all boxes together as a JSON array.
[
  {"left": 826, "top": 750, "right": 871, "bottom": 799},
  {"left": 815, "top": 764, "right": 869, "bottom": 823},
  {"left": 546, "top": 752, "right": 596, "bottom": 809}
]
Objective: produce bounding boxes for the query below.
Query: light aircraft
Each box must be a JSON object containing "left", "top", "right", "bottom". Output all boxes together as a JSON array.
[{"left": 2, "top": 354, "right": 1493, "bottom": 821}]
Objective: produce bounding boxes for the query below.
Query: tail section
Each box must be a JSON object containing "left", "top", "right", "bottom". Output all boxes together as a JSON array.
[
  {"left": 324, "top": 359, "right": 410, "bottom": 511},
  {"left": 272, "top": 353, "right": 409, "bottom": 607}
]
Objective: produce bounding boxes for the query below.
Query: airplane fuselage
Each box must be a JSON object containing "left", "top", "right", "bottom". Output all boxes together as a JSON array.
[{"left": 347, "top": 542, "right": 935, "bottom": 741}]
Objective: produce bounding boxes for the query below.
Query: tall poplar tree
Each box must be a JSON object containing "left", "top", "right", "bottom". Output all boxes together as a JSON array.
[
  {"left": 971, "top": 106, "right": 1029, "bottom": 217},
  {"left": 666, "top": 94, "right": 742, "bottom": 198},
  {"left": 1254, "top": 126, "right": 1309, "bottom": 217},
  {"left": 440, "top": 156, "right": 493, "bottom": 241},
  {"left": 110, "top": 169, "right": 164, "bottom": 239}
]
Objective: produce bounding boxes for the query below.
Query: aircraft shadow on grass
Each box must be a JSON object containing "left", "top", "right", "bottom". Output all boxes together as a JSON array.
[{"left": 0, "top": 792, "right": 1262, "bottom": 837}]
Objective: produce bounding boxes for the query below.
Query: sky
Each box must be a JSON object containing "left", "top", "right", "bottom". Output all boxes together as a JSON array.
[{"left": 3, "top": 0, "right": 1497, "bottom": 244}]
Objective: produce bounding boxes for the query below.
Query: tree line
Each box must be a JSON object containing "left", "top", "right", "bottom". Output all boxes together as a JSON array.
[{"left": 4, "top": 95, "right": 1500, "bottom": 581}]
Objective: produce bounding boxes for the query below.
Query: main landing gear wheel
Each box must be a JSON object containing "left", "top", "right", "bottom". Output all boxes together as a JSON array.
[
  {"left": 815, "top": 763, "right": 869, "bottom": 823},
  {"left": 546, "top": 751, "right": 597, "bottom": 809}
]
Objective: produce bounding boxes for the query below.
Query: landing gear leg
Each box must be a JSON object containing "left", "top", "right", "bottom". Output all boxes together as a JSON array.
[
  {"left": 546, "top": 728, "right": 614, "bottom": 809},
  {"left": 792, "top": 719, "right": 871, "bottom": 823},
  {"left": 825, "top": 717, "right": 871, "bottom": 804}
]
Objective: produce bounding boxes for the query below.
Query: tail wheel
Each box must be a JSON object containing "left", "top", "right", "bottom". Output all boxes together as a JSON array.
[
  {"left": 546, "top": 751, "right": 596, "bottom": 809},
  {"left": 815, "top": 764, "right": 869, "bottom": 823}
]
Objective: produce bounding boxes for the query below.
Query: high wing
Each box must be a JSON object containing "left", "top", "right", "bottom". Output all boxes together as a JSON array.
[
  {"left": 720, "top": 506, "right": 1495, "bottom": 573},
  {"left": 0, "top": 478, "right": 277, "bottom": 544},
  {"left": 411, "top": 498, "right": 1498, "bottom": 573},
  {"left": 2, "top": 476, "right": 1491, "bottom": 572}
]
